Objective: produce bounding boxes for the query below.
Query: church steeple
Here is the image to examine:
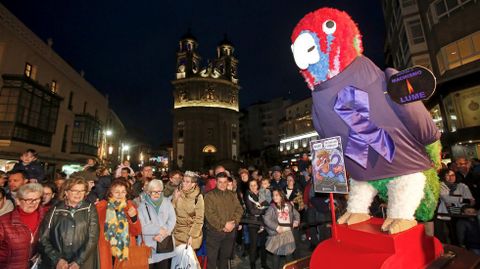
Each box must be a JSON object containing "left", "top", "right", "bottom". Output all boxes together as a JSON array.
[
  {"left": 215, "top": 34, "right": 238, "bottom": 84},
  {"left": 176, "top": 28, "right": 201, "bottom": 79}
]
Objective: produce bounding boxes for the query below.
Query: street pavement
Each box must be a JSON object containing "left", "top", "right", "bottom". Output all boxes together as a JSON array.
[{"left": 231, "top": 235, "right": 312, "bottom": 269}]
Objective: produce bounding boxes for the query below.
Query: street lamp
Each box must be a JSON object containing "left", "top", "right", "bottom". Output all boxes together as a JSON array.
[{"left": 105, "top": 130, "right": 113, "bottom": 136}]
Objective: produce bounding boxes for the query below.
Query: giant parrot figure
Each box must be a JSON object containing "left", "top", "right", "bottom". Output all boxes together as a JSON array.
[{"left": 290, "top": 8, "right": 442, "bottom": 234}]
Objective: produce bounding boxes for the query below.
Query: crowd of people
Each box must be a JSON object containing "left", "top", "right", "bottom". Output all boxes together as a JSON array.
[{"left": 0, "top": 148, "right": 479, "bottom": 269}]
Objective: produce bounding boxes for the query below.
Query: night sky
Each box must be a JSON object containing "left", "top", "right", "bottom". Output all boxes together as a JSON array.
[{"left": 1, "top": 0, "right": 385, "bottom": 147}]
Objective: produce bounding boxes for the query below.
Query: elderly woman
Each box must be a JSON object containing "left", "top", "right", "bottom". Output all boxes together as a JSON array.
[
  {"left": 0, "top": 183, "right": 44, "bottom": 269},
  {"left": 172, "top": 171, "right": 204, "bottom": 249},
  {"left": 138, "top": 179, "right": 176, "bottom": 269},
  {"left": 38, "top": 177, "right": 99, "bottom": 269},
  {"left": 97, "top": 179, "right": 142, "bottom": 269},
  {"left": 263, "top": 189, "right": 300, "bottom": 269}
]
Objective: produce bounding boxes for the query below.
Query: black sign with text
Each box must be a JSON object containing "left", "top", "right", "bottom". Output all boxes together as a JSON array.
[{"left": 387, "top": 66, "right": 436, "bottom": 104}]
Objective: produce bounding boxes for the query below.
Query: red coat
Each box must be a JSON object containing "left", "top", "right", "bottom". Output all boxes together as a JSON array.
[
  {"left": 96, "top": 200, "right": 142, "bottom": 269},
  {"left": 0, "top": 210, "right": 32, "bottom": 269}
]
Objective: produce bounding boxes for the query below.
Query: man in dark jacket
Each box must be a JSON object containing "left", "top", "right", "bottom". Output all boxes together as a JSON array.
[
  {"left": 205, "top": 172, "right": 244, "bottom": 269},
  {"left": 12, "top": 149, "right": 45, "bottom": 183},
  {"left": 270, "top": 166, "right": 287, "bottom": 190}
]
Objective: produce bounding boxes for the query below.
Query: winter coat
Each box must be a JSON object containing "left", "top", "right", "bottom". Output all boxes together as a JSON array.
[
  {"left": 0, "top": 210, "right": 32, "bottom": 269},
  {"left": 12, "top": 160, "right": 45, "bottom": 182},
  {"left": 0, "top": 199, "right": 14, "bottom": 216},
  {"left": 96, "top": 200, "right": 142, "bottom": 269},
  {"left": 137, "top": 196, "right": 176, "bottom": 264},
  {"left": 204, "top": 188, "right": 244, "bottom": 232},
  {"left": 242, "top": 190, "right": 267, "bottom": 227},
  {"left": 270, "top": 178, "right": 287, "bottom": 190},
  {"left": 437, "top": 182, "right": 474, "bottom": 218},
  {"left": 284, "top": 186, "right": 305, "bottom": 211},
  {"left": 172, "top": 186, "right": 204, "bottom": 249},
  {"left": 93, "top": 175, "right": 113, "bottom": 201},
  {"left": 263, "top": 203, "right": 300, "bottom": 237},
  {"left": 38, "top": 201, "right": 99, "bottom": 269}
]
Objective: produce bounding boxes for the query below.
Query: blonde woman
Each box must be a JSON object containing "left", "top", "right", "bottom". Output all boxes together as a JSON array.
[
  {"left": 172, "top": 171, "right": 204, "bottom": 249},
  {"left": 38, "top": 177, "right": 99, "bottom": 269}
]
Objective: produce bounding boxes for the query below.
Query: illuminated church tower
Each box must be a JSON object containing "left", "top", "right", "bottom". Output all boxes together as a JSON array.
[{"left": 172, "top": 31, "right": 240, "bottom": 170}]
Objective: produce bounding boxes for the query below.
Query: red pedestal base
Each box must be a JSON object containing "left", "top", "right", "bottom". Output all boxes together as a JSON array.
[{"left": 310, "top": 218, "right": 443, "bottom": 269}]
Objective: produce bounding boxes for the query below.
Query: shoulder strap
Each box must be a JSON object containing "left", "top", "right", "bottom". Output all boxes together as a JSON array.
[
  {"left": 145, "top": 203, "right": 152, "bottom": 221},
  {"left": 194, "top": 193, "right": 202, "bottom": 205}
]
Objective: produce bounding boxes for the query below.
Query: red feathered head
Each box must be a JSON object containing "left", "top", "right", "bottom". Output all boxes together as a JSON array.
[{"left": 291, "top": 8, "right": 363, "bottom": 90}]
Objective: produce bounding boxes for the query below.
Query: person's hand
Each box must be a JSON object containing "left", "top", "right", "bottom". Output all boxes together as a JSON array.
[
  {"left": 127, "top": 206, "right": 137, "bottom": 218},
  {"left": 153, "top": 234, "right": 163, "bottom": 242},
  {"left": 68, "top": 262, "right": 80, "bottom": 269},
  {"left": 224, "top": 221, "right": 235, "bottom": 232},
  {"left": 293, "top": 220, "right": 299, "bottom": 228},
  {"left": 56, "top": 259, "right": 68, "bottom": 269},
  {"left": 187, "top": 236, "right": 193, "bottom": 246},
  {"left": 158, "top": 228, "right": 168, "bottom": 238},
  {"left": 276, "top": 226, "right": 284, "bottom": 234}
]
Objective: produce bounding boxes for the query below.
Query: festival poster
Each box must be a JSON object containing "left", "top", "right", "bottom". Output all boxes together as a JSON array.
[{"left": 310, "top": 136, "right": 348, "bottom": 194}]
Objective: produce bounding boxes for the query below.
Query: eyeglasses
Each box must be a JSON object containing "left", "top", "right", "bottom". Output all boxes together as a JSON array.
[
  {"left": 20, "top": 198, "right": 41, "bottom": 204},
  {"left": 149, "top": 191, "right": 162, "bottom": 195},
  {"left": 43, "top": 192, "right": 54, "bottom": 196},
  {"left": 68, "top": 189, "right": 86, "bottom": 195}
]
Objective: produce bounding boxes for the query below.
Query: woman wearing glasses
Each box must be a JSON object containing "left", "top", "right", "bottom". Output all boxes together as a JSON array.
[
  {"left": 435, "top": 168, "right": 475, "bottom": 243},
  {"left": 138, "top": 179, "right": 176, "bottom": 269},
  {"left": 97, "top": 179, "right": 142, "bottom": 269},
  {"left": 38, "top": 177, "right": 99, "bottom": 269},
  {"left": 0, "top": 183, "right": 44, "bottom": 268}
]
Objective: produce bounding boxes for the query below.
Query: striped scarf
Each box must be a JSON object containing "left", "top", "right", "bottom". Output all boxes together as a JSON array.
[{"left": 105, "top": 198, "right": 129, "bottom": 260}]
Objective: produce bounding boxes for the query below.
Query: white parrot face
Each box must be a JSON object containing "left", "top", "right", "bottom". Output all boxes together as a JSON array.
[{"left": 291, "top": 32, "right": 320, "bottom": 70}]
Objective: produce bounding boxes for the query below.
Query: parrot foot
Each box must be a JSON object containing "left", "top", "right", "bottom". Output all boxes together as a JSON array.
[
  {"left": 387, "top": 219, "right": 418, "bottom": 234},
  {"left": 381, "top": 218, "right": 395, "bottom": 232},
  {"left": 337, "top": 212, "right": 371, "bottom": 225}
]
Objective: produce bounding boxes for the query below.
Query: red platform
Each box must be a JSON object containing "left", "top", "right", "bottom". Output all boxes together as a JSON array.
[{"left": 310, "top": 218, "right": 443, "bottom": 269}]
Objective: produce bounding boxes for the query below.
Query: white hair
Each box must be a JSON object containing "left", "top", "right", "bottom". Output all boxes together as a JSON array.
[
  {"left": 17, "top": 183, "right": 43, "bottom": 199},
  {"left": 145, "top": 179, "right": 164, "bottom": 192}
]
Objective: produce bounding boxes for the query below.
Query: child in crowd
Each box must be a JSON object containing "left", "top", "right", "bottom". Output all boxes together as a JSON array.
[{"left": 259, "top": 178, "right": 272, "bottom": 208}]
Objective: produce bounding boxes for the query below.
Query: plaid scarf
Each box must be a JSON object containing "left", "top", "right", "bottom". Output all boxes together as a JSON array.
[{"left": 105, "top": 198, "right": 129, "bottom": 260}]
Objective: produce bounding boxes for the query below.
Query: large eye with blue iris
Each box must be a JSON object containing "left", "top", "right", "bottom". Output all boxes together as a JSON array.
[{"left": 322, "top": 20, "right": 336, "bottom": 35}]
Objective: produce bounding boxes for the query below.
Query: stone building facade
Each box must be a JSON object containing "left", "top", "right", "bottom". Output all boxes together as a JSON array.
[{"left": 172, "top": 32, "right": 240, "bottom": 170}]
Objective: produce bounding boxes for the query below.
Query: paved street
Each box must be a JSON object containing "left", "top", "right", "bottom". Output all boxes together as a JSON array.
[{"left": 231, "top": 235, "right": 312, "bottom": 269}]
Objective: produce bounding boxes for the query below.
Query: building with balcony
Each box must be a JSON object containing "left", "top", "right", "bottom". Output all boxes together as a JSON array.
[
  {"left": 0, "top": 3, "right": 125, "bottom": 172},
  {"left": 382, "top": 0, "right": 480, "bottom": 159}
]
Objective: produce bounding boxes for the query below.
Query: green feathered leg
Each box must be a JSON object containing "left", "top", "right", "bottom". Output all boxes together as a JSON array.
[
  {"left": 368, "top": 169, "right": 439, "bottom": 222},
  {"left": 368, "top": 140, "right": 442, "bottom": 221}
]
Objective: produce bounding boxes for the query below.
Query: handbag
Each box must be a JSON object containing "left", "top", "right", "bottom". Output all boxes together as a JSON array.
[
  {"left": 144, "top": 203, "right": 175, "bottom": 253},
  {"left": 156, "top": 235, "right": 174, "bottom": 253},
  {"left": 115, "top": 235, "right": 151, "bottom": 269}
]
